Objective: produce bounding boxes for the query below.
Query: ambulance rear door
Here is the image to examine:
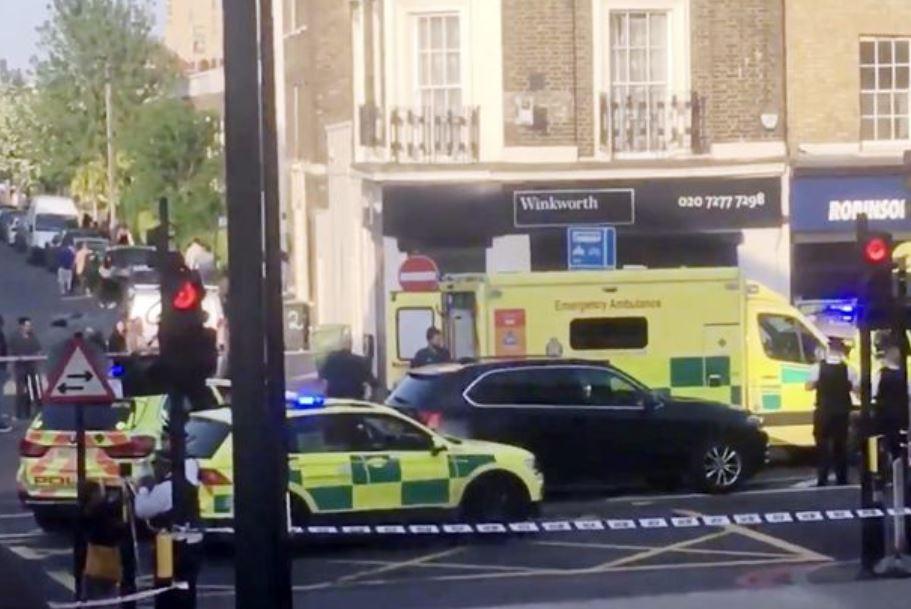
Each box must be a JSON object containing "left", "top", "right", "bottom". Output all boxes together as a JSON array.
[{"left": 386, "top": 291, "right": 442, "bottom": 388}]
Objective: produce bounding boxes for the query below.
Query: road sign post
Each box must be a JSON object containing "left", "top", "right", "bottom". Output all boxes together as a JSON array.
[{"left": 43, "top": 336, "right": 116, "bottom": 601}]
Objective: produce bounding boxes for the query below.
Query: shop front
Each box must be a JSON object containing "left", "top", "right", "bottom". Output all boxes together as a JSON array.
[
  {"left": 790, "top": 169, "right": 911, "bottom": 300},
  {"left": 382, "top": 174, "right": 784, "bottom": 281}
]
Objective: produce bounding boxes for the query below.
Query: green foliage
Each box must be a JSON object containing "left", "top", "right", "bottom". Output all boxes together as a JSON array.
[
  {"left": 0, "top": 83, "right": 41, "bottom": 191},
  {"left": 122, "top": 98, "right": 224, "bottom": 245},
  {"left": 31, "top": 0, "right": 177, "bottom": 192}
]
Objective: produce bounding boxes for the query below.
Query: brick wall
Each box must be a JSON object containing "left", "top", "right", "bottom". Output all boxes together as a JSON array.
[
  {"left": 786, "top": 0, "right": 911, "bottom": 149},
  {"left": 691, "top": 0, "right": 785, "bottom": 144},
  {"left": 501, "top": 0, "right": 578, "bottom": 147}
]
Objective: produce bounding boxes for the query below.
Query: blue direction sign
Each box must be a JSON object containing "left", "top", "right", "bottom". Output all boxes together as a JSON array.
[{"left": 567, "top": 227, "right": 616, "bottom": 270}]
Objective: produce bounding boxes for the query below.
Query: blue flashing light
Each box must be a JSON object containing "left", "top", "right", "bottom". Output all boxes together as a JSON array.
[
  {"left": 109, "top": 364, "right": 125, "bottom": 378},
  {"left": 288, "top": 393, "right": 325, "bottom": 409}
]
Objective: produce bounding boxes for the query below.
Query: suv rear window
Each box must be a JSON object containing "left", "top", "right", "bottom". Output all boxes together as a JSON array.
[
  {"left": 186, "top": 418, "right": 230, "bottom": 458},
  {"left": 39, "top": 403, "right": 134, "bottom": 431},
  {"left": 387, "top": 373, "right": 451, "bottom": 410}
]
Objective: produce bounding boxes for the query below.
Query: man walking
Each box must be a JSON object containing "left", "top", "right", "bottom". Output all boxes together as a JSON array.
[
  {"left": 56, "top": 242, "right": 76, "bottom": 295},
  {"left": 318, "top": 334, "right": 380, "bottom": 400},
  {"left": 874, "top": 342, "right": 910, "bottom": 458},
  {"left": 410, "top": 327, "right": 452, "bottom": 368},
  {"left": 806, "top": 339, "right": 858, "bottom": 486},
  {"left": 8, "top": 317, "right": 42, "bottom": 420},
  {"left": 0, "top": 317, "right": 11, "bottom": 432}
]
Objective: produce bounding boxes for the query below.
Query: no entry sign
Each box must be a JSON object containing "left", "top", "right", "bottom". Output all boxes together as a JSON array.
[{"left": 399, "top": 256, "right": 440, "bottom": 292}]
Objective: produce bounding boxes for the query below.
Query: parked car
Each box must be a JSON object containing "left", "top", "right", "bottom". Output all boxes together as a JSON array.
[
  {"left": 125, "top": 282, "right": 225, "bottom": 351},
  {"left": 386, "top": 359, "right": 769, "bottom": 494},
  {"left": 44, "top": 228, "right": 106, "bottom": 271},
  {"left": 0, "top": 209, "right": 24, "bottom": 245},
  {"left": 105, "top": 245, "right": 156, "bottom": 278}
]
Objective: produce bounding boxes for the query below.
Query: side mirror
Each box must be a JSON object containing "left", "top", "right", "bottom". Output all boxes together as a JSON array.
[
  {"left": 641, "top": 392, "right": 663, "bottom": 412},
  {"left": 430, "top": 438, "right": 448, "bottom": 456}
]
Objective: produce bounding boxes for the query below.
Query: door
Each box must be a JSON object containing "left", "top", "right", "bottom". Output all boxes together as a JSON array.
[
  {"left": 702, "top": 323, "right": 742, "bottom": 406},
  {"left": 750, "top": 312, "right": 823, "bottom": 446},
  {"left": 350, "top": 412, "right": 451, "bottom": 511},
  {"left": 386, "top": 291, "right": 441, "bottom": 387},
  {"left": 287, "top": 414, "right": 358, "bottom": 514},
  {"left": 444, "top": 292, "right": 478, "bottom": 360}
]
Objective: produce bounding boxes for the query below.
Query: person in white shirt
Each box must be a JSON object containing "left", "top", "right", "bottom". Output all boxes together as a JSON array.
[{"left": 134, "top": 457, "right": 200, "bottom": 521}]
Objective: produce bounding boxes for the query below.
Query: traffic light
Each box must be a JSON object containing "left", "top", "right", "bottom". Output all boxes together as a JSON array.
[
  {"left": 859, "top": 230, "right": 895, "bottom": 328},
  {"left": 158, "top": 252, "right": 217, "bottom": 401}
]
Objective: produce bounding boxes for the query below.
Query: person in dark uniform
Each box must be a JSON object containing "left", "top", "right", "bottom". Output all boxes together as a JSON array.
[
  {"left": 318, "top": 334, "right": 380, "bottom": 399},
  {"left": 874, "top": 343, "right": 910, "bottom": 458},
  {"left": 806, "top": 339, "right": 858, "bottom": 486},
  {"left": 410, "top": 327, "right": 452, "bottom": 369}
]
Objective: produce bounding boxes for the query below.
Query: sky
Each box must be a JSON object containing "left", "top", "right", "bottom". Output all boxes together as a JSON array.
[{"left": 0, "top": 0, "right": 167, "bottom": 73}]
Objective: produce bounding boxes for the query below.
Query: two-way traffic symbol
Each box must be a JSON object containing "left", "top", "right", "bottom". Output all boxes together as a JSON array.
[{"left": 43, "top": 339, "right": 116, "bottom": 405}]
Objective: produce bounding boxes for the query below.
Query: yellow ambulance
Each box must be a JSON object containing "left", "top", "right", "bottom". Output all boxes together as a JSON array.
[{"left": 386, "top": 267, "right": 831, "bottom": 447}]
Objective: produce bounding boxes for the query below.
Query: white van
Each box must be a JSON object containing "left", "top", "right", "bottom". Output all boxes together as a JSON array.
[
  {"left": 25, "top": 196, "right": 80, "bottom": 263},
  {"left": 125, "top": 283, "right": 226, "bottom": 351}
]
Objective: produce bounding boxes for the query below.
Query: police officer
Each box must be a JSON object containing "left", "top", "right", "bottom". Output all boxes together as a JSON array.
[
  {"left": 318, "top": 333, "right": 381, "bottom": 399},
  {"left": 806, "top": 338, "right": 858, "bottom": 486},
  {"left": 874, "top": 343, "right": 910, "bottom": 458}
]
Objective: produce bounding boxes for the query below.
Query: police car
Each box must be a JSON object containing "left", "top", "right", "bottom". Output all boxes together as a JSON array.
[
  {"left": 17, "top": 395, "right": 167, "bottom": 530},
  {"left": 190, "top": 395, "right": 543, "bottom": 526}
]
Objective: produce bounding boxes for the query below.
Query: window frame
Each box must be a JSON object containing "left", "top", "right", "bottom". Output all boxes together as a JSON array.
[
  {"left": 396, "top": 306, "right": 436, "bottom": 361},
  {"left": 757, "top": 313, "right": 820, "bottom": 365},
  {"left": 463, "top": 365, "right": 648, "bottom": 411},
  {"left": 859, "top": 37, "right": 911, "bottom": 143},
  {"left": 569, "top": 316, "right": 649, "bottom": 351},
  {"left": 358, "top": 413, "right": 436, "bottom": 452},
  {"left": 411, "top": 12, "right": 464, "bottom": 116}
]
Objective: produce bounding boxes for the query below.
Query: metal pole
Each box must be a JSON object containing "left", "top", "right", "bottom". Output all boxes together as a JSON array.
[
  {"left": 105, "top": 72, "right": 116, "bottom": 231},
  {"left": 259, "top": 1, "right": 293, "bottom": 603},
  {"left": 223, "top": 0, "right": 292, "bottom": 607},
  {"left": 73, "top": 401, "right": 86, "bottom": 601}
]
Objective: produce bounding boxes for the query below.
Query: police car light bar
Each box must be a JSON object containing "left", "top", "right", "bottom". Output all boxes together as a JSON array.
[
  {"left": 109, "top": 364, "right": 125, "bottom": 378},
  {"left": 287, "top": 393, "right": 325, "bottom": 409}
]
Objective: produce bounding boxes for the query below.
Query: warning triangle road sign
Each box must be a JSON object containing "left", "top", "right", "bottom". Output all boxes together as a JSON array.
[{"left": 43, "top": 338, "right": 116, "bottom": 405}]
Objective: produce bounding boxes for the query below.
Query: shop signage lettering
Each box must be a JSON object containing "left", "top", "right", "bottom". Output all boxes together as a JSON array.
[
  {"left": 827, "top": 198, "right": 907, "bottom": 222},
  {"left": 514, "top": 189, "right": 635, "bottom": 228}
]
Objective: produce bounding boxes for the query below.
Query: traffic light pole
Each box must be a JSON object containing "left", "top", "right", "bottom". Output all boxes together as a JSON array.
[{"left": 223, "top": 0, "right": 292, "bottom": 608}]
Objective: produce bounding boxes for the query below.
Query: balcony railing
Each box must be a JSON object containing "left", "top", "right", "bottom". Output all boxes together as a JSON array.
[
  {"left": 600, "top": 91, "right": 707, "bottom": 155},
  {"left": 359, "top": 104, "right": 480, "bottom": 163}
]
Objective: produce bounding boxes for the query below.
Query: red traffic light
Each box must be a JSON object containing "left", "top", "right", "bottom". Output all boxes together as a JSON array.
[
  {"left": 864, "top": 237, "right": 891, "bottom": 264},
  {"left": 172, "top": 280, "right": 202, "bottom": 311}
]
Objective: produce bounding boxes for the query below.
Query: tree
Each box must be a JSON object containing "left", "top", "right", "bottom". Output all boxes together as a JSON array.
[
  {"left": 122, "top": 98, "right": 224, "bottom": 246},
  {"left": 0, "top": 82, "right": 41, "bottom": 192},
  {"left": 31, "top": 0, "right": 177, "bottom": 195}
]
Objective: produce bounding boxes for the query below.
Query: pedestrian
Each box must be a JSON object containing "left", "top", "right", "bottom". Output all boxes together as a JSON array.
[
  {"left": 8, "top": 317, "right": 41, "bottom": 420},
  {"left": 56, "top": 242, "right": 76, "bottom": 295},
  {"left": 874, "top": 342, "right": 910, "bottom": 458},
  {"left": 184, "top": 238, "right": 204, "bottom": 271},
  {"left": 74, "top": 242, "right": 91, "bottom": 293},
  {"left": 0, "top": 316, "right": 11, "bottom": 432},
  {"left": 410, "top": 327, "right": 452, "bottom": 368},
  {"left": 108, "top": 320, "right": 128, "bottom": 354},
  {"left": 318, "top": 333, "right": 381, "bottom": 399},
  {"left": 194, "top": 242, "right": 216, "bottom": 283},
  {"left": 98, "top": 256, "right": 118, "bottom": 308},
  {"left": 80, "top": 480, "right": 126, "bottom": 601},
  {"left": 806, "top": 338, "right": 858, "bottom": 486}
]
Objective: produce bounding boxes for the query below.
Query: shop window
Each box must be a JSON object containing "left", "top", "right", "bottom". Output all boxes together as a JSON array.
[
  {"left": 758, "top": 314, "right": 819, "bottom": 364},
  {"left": 397, "top": 308, "right": 434, "bottom": 361},
  {"left": 860, "top": 38, "right": 911, "bottom": 141},
  {"left": 569, "top": 318, "right": 648, "bottom": 350}
]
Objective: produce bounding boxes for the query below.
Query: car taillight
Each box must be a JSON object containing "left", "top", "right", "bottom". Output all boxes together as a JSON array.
[
  {"left": 418, "top": 411, "right": 443, "bottom": 430},
  {"left": 19, "top": 439, "right": 50, "bottom": 458},
  {"left": 103, "top": 436, "right": 156, "bottom": 459},
  {"left": 199, "top": 468, "right": 232, "bottom": 486}
]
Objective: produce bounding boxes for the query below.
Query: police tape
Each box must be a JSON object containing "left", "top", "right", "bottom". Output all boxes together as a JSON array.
[
  {"left": 47, "top": 582, "right": 188, "bottom": 609},
  {"left": 197, "top": 507, "right": 911, "bottom": 538}
]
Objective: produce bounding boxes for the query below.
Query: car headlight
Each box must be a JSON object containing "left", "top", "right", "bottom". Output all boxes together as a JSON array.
[{"left": 747, "top": 415, "right": 763, "bottom": 428}]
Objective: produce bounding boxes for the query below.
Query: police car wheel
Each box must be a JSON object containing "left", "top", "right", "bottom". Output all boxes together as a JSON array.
[
  {"left": 33, "top": 509, "right": 67, "bottom": 532},
  {"left": 290, "top": 496, "right": 311, "bottom": 528},
  {"left": 693, "top": 441, "right": 744, "bottom": 494},
  {"left": 460, "top": 473, "right": 531, "bottom": 522}
]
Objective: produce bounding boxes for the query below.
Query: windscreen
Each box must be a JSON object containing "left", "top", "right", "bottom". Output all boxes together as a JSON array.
[
  {"left": 186, "top": 418, "right": 230, "bottom": 459},
  {"left": 35, "top": 214, "right": 77, "bottom": 232}
]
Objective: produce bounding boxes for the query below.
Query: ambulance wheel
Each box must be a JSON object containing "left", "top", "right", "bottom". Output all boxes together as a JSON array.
[
  {"left": 460, "top": 473, "right": 532, "bottom": 522},
  {"left": 290, "top": 496, "right": 311, "bottom": 529},
  {"left": 691, "top": 440, "right": 745, "bottom": 494},
  {"left": 33, "top": 509, "right": 67, "bottom": 532}
]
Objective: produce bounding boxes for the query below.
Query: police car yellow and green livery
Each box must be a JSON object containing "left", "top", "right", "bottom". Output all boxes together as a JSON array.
[
  {"left": 17, "top": 395, "right": 169, "bottom": 529},
  {"left": 191, "top": 398, "right": 544, "bottom": 525}
]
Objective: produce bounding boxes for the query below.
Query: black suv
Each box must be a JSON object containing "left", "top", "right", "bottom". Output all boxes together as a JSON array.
[{"left": 387, "top": 359, "right": 768, "bottom": 494}]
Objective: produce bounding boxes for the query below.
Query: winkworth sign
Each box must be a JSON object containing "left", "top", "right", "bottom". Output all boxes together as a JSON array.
[
  {"left": 791, "top": 175, "right": 911, "bottom": 232},
  {"left": 513, "top": 189, "right": 635, "bottom": 228}
]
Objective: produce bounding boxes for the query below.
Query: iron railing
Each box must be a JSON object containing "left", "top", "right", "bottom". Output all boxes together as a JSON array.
[
  {"left": 359, "top": 104, "right": 480, "bottom": 163},
  {"left": 600, "top": 91, "right": 707, "bottom": 155}
]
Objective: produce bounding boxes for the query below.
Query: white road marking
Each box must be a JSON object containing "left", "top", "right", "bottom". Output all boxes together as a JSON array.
[
  {"left": 0, "top": 512, "right": 36, "bottom": 520},
  {"left": 48, "top": 570, "right": 76, "bottom": 592}
]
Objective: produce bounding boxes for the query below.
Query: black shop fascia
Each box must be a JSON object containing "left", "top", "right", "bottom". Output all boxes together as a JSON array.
[{"left": 381, "top": 176, "right": 783, "bottom": 273}]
